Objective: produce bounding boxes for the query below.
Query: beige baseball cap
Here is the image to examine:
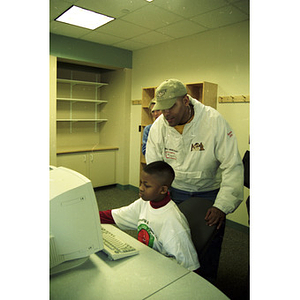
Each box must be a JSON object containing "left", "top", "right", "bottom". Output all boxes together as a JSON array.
[{"left": 153, "top": 79, "right": 187, "bottom": 111}]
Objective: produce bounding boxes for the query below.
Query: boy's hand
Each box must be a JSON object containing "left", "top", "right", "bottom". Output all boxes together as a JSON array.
[{"left": 204, "top": 207, "right": 225, "bottom": 230}]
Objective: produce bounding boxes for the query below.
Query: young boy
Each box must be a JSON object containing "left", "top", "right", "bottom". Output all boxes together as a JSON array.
[{"left": 99, "top": 161, "right": 200, "bottom": 272}]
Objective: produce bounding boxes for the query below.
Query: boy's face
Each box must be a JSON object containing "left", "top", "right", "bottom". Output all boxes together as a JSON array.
[{"left": 139, "top": 171, "right": 166, "bottom": 202}]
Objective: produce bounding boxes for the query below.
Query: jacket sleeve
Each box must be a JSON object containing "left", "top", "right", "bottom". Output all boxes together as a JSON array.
[
  {"left": 142, "top": 125, "right": 151, "bottom": 155},
  {"left": 99, "top": 210, "right": 115, "bottom": 224},
  {"left": 145, "top": 119, "right": 164, "bottom": 164},
  {"left": 213, "top": 117, "right": 244, "bottom": 214}
]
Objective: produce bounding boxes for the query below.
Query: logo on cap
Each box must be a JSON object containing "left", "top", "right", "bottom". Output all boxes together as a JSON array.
[{"left": 157, "top": 89, "right": 166, "bottom": 98}]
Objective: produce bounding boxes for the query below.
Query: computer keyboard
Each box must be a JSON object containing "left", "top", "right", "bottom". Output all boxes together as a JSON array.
[{"left": 101, "top": 226, "right": 139, "bottom": 260}]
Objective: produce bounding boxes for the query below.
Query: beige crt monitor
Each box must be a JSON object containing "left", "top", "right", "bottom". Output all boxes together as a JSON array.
[{"left": 49, "top": 166, "right": 104, "bottom": 274}]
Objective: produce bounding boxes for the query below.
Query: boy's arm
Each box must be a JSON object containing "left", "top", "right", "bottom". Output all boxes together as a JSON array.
[
  {"left": 164, "top": 231, "right": 200, "bottom": 271},
  {"left": 99, "top": 210, "right": 115, "bottom": 224}
]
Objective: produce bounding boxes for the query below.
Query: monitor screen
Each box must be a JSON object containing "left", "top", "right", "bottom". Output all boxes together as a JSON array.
[{"left": 49, "top": 166, "right": 103, "bottom": 274}]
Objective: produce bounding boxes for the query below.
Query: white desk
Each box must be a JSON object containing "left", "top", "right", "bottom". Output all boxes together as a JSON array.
[
  {"left": 145, "top": 272, "right": 228, "bottom": 300},
  {"left": 50, "top": 224, "right": 229, "bottom": 300}
]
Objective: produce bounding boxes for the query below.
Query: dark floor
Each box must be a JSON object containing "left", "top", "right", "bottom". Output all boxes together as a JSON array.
[
  {"left": 95, "top": 185, "right": 249, "bottom": 300},
  {"left": 216, "top": 226, "right": 249, "bottom": 300}
]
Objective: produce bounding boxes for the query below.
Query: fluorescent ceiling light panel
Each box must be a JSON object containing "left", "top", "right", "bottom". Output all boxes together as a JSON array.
[{"left": 55, "top": 6, "right": 115, "bottom": 30}]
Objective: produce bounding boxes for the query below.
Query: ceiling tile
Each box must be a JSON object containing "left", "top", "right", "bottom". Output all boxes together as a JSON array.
[
  {"left": 112, "top": 40, "right": 148, "bottom": 51},
  {"left": 130, "top": 31, "right": 174, "bottom": 46},
  {"left": 191, "top": 5, "right": 248, "bottom": 29},
  {"left": 156, "top": 20, "right": 207, "bottom": 38},
  {"left": 50, "top": 20, "right": 90, "bottom": 38},
  {"left": 153, "top": 0, "right": 229, "bottom": 18},
  {"left": 75, "top": 0, "right": 148, "bottom": 18},
  {"left": 225, "top": 0, "right": 247, "bottom": 3},
  {"left": 80, "top": 31, "right": 125, "bottom": 45},
  {"left": 95, "top": 19, "right": 150, "bottom": 39},
  {"left": 50, "top": 0, "right": 250, "bottom": 51},
  {"left": 232, "top": 0, "right": 250, "bottom": 15},
  {"left": 120, "top": 4, "right": 184, "bottom": 30},
  {"left": 50, "top": 0, "right": 75, "bottom": 20}
]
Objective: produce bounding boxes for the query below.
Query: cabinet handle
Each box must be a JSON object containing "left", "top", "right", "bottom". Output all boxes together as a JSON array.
[
  {"left": 90, "top": 154, "right": 94, "bottom": 162},
  {"left": 83, "top": 155, "right": 87, "bottom": 163}
]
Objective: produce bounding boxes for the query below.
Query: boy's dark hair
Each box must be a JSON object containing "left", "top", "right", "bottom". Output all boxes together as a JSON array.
[{"left": 143, "top": 161, "right": 175, "bottom": 187}]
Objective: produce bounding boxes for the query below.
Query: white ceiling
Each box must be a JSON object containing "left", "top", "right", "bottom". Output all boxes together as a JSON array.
[{"left": 50, "top": 0, "right": 249, "bottom": 51}]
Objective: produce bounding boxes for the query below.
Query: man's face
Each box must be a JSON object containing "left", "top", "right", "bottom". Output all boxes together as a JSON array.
[
  {"left": 152, "top": 109, "right": 162, "bottom": 120},
  {"left": 162, "top": 96, "right": 189, "bottom": 127}
]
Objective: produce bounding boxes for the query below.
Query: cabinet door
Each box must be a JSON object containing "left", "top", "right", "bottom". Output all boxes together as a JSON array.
[
  {"left": 89, "top": 151, "right": 116, "bottom": 188},
  {"left": 56, "top": 153, "right": 89, "bottom": 179}
]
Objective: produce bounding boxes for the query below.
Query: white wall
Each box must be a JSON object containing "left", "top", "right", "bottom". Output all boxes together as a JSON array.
[
  {"left": 49, "top": 55, "right": 57, "bottom": 166},
  {"left": 129, "top": 21, "right": 249, "bottom": 227}
]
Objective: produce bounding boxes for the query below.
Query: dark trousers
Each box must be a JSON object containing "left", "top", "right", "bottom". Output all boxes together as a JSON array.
[{"left": 170, "top": 187, "right": 224, "bottom": 284}]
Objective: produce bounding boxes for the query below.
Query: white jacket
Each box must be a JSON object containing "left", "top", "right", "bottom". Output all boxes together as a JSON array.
[{"left": 145, "top": 96, "right": 244, "bottom": 214}]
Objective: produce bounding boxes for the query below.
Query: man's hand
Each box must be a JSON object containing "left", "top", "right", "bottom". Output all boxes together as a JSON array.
[{"left": 204, "top": 207, "right": 225, "bottom": 230}]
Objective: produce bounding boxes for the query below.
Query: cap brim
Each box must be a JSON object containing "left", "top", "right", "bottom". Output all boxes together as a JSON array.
[{"left": 153, "top": 98, "right": 177, "bottom": 111}]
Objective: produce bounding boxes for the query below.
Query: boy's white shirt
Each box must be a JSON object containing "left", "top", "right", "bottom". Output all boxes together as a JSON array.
[{"left": 111, "top": 198, "right": 200, "bottom": 271}]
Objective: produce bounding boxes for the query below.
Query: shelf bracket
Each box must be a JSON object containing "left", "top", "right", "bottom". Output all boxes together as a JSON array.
[
  {"left": 70, "top": 72, "right": 73, "bottom": 133},
  {"left": 70, "top": 102, "right": 73, "bottom": 133},
  {"left": 94, "top": 103, "right": 98, "bottom": 132}
]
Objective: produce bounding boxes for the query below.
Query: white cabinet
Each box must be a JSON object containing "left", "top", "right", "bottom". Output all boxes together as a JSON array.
[
  {"left": 57, "top": 152, "right": 88, "bottom": 178},
  {"left": 57, "top": 150, "right": 116, "bottom": 188}
]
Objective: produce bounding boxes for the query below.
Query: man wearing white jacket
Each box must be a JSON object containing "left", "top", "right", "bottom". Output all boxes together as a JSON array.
[{"left": 146, "top": 78, "right": 244, "bottom": 283}]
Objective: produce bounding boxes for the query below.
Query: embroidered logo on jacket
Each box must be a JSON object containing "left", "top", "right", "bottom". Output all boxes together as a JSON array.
[
  {"left": 227, "top": 131, "right": 233, "bottom": 137},
  {"left": 191, "top": 142, "right": 205, "bottom": 151},
  {"left": 165, "top": 148, "right": 178, "bottom": 160}
]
